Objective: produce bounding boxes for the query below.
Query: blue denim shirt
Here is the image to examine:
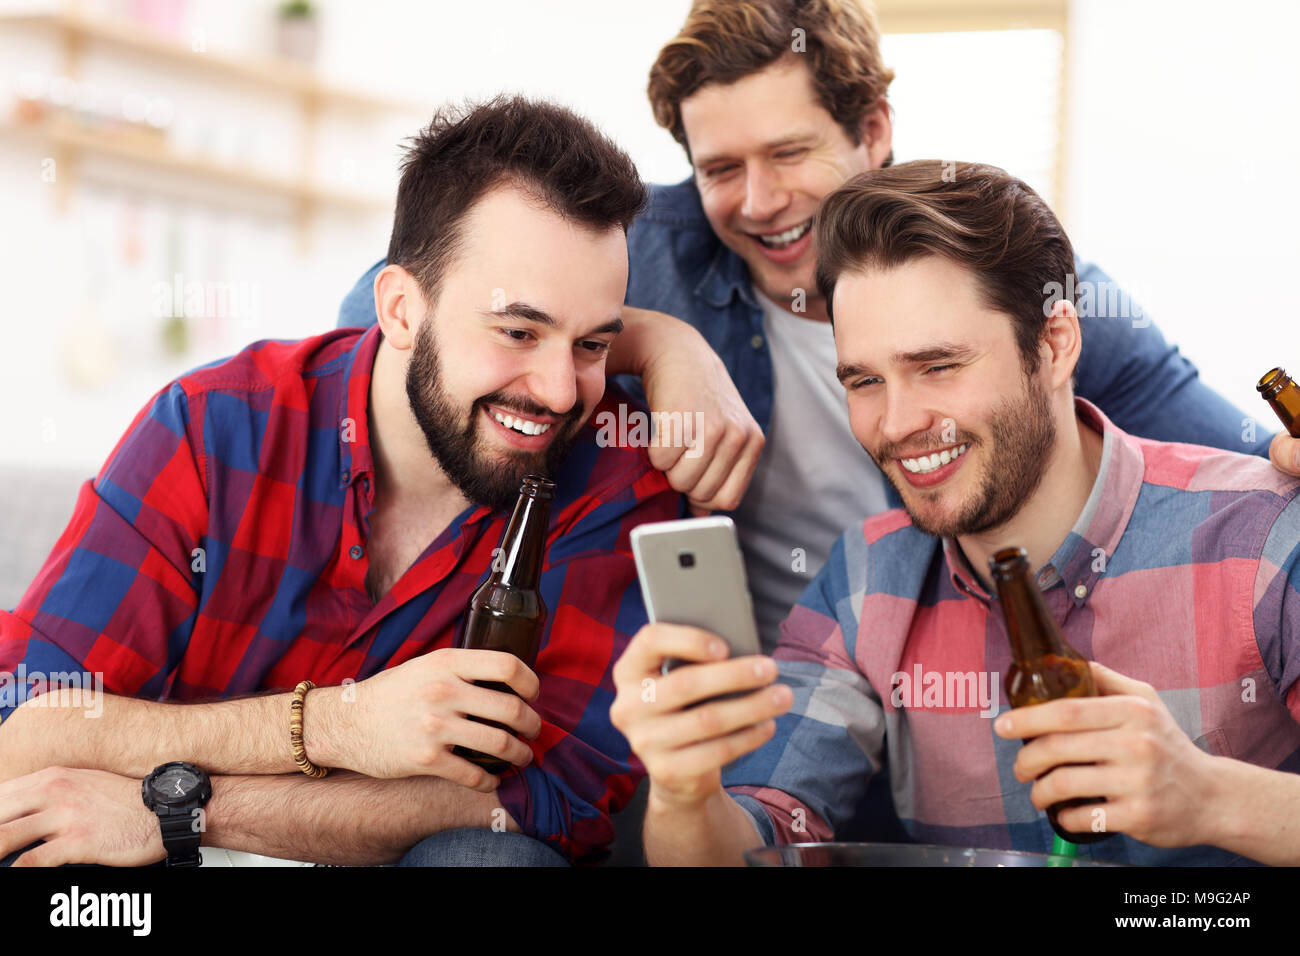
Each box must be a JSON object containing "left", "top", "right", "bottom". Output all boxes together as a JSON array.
[{"left": 338, "top": 177, "right": 1275, "bottom": 475}]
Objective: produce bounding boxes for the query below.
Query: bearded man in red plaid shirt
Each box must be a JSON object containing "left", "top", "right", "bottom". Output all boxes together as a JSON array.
[{"left": 0, "top": 97, "right": 697, "bottom": 867}]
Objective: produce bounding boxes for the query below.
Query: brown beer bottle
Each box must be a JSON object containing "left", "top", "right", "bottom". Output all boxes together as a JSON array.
[
  {"left": 1257, "top": 367, "right": 1300, "bottom": 438},
  {"left": 453, "top": 475, "right": 554, "bottom": 774},
  {"left": 990, "top": 546, "right": 1112, "bottom": 844}
]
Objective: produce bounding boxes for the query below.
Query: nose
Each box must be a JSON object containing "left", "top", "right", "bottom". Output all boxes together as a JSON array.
[
  {"left": 878, "top": 382, "right": 937, "bottom": 450},
  {"left": 741, "top": 162, "right": 788, "bottom": 223},
  {"left": 525, "top": 348, "right": 579, "bottom": 421}
]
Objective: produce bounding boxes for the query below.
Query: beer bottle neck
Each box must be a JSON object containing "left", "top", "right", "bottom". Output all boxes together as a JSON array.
[
  {"left": 1268, "top": 398, "right": 1300, "bottom": 438},
  {"left": 995, "top": 567, "right": 1069, "bottom": 664},
  {"left": 495, "top": 494, "right": 550, "bottom": 587},
  {"left": 1268, "top": 386, "right": 1300, "bottom": 439},
  {"left": 1259, "top": 368, "right": 1300, "bottom": 439}
]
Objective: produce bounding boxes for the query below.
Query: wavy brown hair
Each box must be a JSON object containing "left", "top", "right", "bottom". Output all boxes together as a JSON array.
[
  {"left": 647, "top": 0, "right": 895, "bottom": 158},
  {"left": 815, "top": 161, "right": 1076, "bottom": 375}
]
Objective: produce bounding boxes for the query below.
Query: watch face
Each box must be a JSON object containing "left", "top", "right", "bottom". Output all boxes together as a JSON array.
[{"left": 153, "top": 766, "right": 199, "bottom": 804}]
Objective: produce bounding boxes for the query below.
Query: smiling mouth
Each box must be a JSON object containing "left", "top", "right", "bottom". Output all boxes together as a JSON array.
[
  {"left": 490, "top": 409, "right": 553, "bottom": 437},
  {"left": 751, "top": 218, "right": 813, "bottom": 249},
  {"left": 898, "top": 442, "right": 970, "bottom": 475},
  {"left": 481, "top": 401, "right": 563, "bottom": 440}
]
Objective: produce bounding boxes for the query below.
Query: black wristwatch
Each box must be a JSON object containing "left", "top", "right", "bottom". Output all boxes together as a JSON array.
[{"left": 142, "top": 761, "right": 212, "bottom": 867}]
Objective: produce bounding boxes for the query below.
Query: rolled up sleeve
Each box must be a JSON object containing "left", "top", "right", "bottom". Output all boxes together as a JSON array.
[{"left": 724, "top": 533, "right": 885, "bottom": 844}]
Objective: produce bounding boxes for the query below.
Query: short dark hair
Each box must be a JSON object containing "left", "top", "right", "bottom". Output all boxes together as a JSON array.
[
  {"left": 815, "top": 161, "right": 1076, "bottom": 375},
  {"left": 387, "top": 95, "right": 648, "bottom": 305}
]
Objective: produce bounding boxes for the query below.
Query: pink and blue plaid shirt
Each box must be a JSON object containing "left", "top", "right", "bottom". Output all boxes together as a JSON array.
[
  {"left": 723, "top": 398, "right": 1300, "bottom": 865},
  {"left": 0, "top": 324, "right": 682, "bottom": 863}
]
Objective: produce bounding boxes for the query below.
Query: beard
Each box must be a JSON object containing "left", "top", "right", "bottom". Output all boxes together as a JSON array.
[
  {"left": 404, "top": 319, "right": 587, "bottom": 512},
  {"left": 871, "top": 370, "right": 1057, "bottom": 538}
]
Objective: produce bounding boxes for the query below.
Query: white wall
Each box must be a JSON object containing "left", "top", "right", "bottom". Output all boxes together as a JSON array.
[
  {"left": 1064, "top": 0, "right": 1299, "bottom": 421},
  {"left": 313, "top": 0, "right": 695, "bottom": 186},
  {"left": 884, "top": 27, "right": 1064, "bottom": 208}
]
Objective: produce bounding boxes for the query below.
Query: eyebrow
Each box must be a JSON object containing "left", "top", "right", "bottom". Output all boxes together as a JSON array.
[
  {"left": 482, "top": 302, "right": 624, "bottom": 337},
  {"left": 693, "top": 133, "right": 816, "bottom": 171},
  {"left": 835, "top": 362, "right": 869, "bottom": 384},
  {"left": 835, "top": 344, "right": 976, "bottom": 383},
  {"left": 892, "top": 344, "right": 976, "bottom": 365}
]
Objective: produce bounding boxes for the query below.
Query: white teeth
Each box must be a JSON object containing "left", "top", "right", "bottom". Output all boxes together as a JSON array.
[
  {"left": 901, "top": 443, "right": 968, "bottom": 475},
  {"left": 757, "top": 219, "right": 812, "bottom": 248},
  {"left": 493, "top": 411, "right": 551, "bottom": 436}
]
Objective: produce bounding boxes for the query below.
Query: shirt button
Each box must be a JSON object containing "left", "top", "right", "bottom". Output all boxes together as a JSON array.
[
  {"left": 1074, "top": 583, "right": 1088, "bottom": 599},
  {"left": 750, "top": 334, "right": 764, "bottom": 349},
  {"left": 350, "top": 545, "right": 363, "bottom": 560}
]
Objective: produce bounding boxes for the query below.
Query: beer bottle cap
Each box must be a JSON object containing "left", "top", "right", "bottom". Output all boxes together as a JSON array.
[
  {"left": 988, "top": 546, "right": 1029, "bottom": 580},
  {"left": 519, "top": 475, "right": 556, "bottom": 500}
]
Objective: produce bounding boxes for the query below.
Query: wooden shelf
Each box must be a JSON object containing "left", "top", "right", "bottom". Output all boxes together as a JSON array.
[
  {"left": 0, "top": 9, "right": 428, "bottom": 115},
  {"left": 0, "top": 7, "right": 413, "bottom": 248},
  {"left": 2, "top": 116, "right": 391, "bottom": 213}
]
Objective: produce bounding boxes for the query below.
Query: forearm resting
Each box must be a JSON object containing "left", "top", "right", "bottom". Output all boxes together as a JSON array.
[
  {"left": 0, "top": 690, "right": 296, "bottom": 781},
  {"left": 643, "top": 785, "right": 764, "bottom": 866},
  {"left": 607, "top": 306, "right": 703, "bottom": 377},
  {"left": 205, "top": 771, "right": 519, "bottom": 866}
]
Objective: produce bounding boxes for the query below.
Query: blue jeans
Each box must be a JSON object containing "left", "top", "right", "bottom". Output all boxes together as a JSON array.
[{"left": 397, "top": 828, "right": 569, "bottom": 867}]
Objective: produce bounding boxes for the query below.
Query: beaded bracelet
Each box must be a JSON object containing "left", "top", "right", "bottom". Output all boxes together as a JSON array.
[{"left": 290, "top": 680, "right": 330, "bottom": 778}]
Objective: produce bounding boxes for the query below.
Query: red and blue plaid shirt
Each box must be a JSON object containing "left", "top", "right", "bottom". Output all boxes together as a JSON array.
[
  {"left": 724, "top": 398, "right": 1300, "bottom": 865},
  {"left": 0, "top": 324, "right": 681, "bottom": 863}
]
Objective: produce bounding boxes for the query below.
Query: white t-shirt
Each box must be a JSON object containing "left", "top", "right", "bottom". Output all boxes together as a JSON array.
[{"left": 733, "top": 288, "right": 890, "bottom": 650}]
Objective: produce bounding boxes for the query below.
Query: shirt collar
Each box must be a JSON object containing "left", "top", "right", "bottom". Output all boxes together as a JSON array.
[
  {"left": 337, "top": 324, "right": 380, "bottom": 490},
  {"left": 335, "top": 323, "right": 495, "bottom": 528},
  {"left": 942, "top": 396, "right": 1145, "bottom": 607},
  {"left": 655, "top": 176, "right": 756, "bottom": 313},
  {"left": 694, "top": 242, "right": 758, "bottom": 310}
]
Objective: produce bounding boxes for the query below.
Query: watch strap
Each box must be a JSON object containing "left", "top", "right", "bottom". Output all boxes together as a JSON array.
[{"left": 158, "top": 806, "right": 203, "bottom": 867}]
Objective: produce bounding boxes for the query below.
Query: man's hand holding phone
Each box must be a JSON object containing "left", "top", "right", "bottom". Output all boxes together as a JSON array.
[{"left": 610, "top": 622, "right": 793, "bottom": 813}]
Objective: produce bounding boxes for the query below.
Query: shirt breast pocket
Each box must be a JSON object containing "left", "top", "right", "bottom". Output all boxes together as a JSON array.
[{"left": 1192, "top": 728, "right": 1233, "bottom": 758}]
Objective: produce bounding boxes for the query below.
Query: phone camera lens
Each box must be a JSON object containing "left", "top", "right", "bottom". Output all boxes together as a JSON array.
[{"left": 678, "top": 552, "right": 695, "bottom": 568}]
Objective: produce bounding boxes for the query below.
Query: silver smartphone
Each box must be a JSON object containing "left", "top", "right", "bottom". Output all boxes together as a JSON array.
[{"left": 630, "top": 515, "right": 762, "bottom": 677}]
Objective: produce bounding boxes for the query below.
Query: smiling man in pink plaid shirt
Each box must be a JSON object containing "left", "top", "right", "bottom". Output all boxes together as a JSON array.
[{"left": 612, "top": 160, "right": 1300, "bottom": 866}]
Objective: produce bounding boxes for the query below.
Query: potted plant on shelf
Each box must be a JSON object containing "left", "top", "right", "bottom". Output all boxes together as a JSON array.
[{"left": 275, "top": 0, "right": 319, "bottom": 66}]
